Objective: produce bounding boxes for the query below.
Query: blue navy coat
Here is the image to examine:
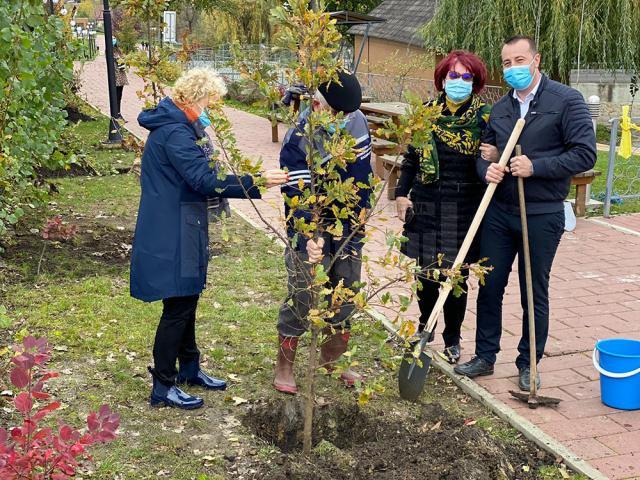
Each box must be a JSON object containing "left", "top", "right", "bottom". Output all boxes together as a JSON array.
[{"left": 130, "top": 97, "right": 260, "bottom": 302}]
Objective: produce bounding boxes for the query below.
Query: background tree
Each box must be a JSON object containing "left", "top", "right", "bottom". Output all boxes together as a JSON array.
[
  {"left": 324, "top": 0, "right": 384, "bottom": 13},
  {"left": 75, "top": 0, "right": 101, "bottom": 19},
  {"left": 422, "top": 0, "right": 640, "bottom": 83},
  {"left": 116, "top": 0, "right": 184, "bottom": 107},
  {"left": 196, "top": 0, "right": 282, "bottom": 45},
  {"left": 111, "top": 7, "right": 142, "bottom": 53},
  {"left": 0, "top": 1, "right": 77, "bottom": 244},
  {"left": 166, "top": 0, "right": 236, "bottom": 37}
]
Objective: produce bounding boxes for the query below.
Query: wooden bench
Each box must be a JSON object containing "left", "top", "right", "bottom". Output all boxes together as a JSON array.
[
  {"left": 571, "top": 169, "right": 601, "bottom": 217},
  {"left": 379, "top": 154, "right": 403, "bottom": 200},
  {"left": 372, "top": 137, "right": 401, "bottom": 178},
  {"left": 366, "top": 114, "right": 389, "bottom": 130}
]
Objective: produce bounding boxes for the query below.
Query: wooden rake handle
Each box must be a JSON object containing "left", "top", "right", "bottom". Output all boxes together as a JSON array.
[
  {"left": 515, "top": 145, "right": 538, "bottom": 399},
  {"left": 421, "top": 118, "right": 526, "bottom": 337}
]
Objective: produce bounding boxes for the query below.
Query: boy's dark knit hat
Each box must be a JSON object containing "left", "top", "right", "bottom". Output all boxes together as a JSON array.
[{"left": 318, "top": 70, "right": 362, "bottom": 113}]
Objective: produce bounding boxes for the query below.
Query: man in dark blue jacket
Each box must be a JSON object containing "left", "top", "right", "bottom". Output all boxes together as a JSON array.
[
  {"left": 273, "top": 70, "right": 373, "bottom": 394},
  {"left": 455, "top": 36, "right": 596, "bottom": 390}
]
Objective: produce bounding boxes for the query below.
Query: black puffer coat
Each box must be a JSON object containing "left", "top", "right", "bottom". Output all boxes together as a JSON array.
[{"left": 395, "top": 98, "right": 488, "bottom": 266}]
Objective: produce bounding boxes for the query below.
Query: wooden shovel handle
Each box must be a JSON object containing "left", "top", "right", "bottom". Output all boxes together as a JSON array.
[{"left": 421, "top": 119, "right": 526, "bottom": 336}]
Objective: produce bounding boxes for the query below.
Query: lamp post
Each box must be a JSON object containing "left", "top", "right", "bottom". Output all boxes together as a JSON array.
[{"left": 102, "top": 0, "right": 123, "bottom": 143}]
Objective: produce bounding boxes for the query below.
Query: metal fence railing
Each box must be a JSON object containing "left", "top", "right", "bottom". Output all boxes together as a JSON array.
[
  {"left": 188, "top": 44, "right": 295, "bottom": 68},
  {"left": 356, "top": 72, "right": 505, "bottom": 104},
  {"left": 186, "top": 44, "right": 357, "bottom": 88},
  {"left": 186, "top": 45, "right": 295, "bottom": 85},
  {"left": 603, "top": 116, "right": 640, "bottom": 217},
  {"left": 74, "top": 30, "right": 97, "bottom": 60}
]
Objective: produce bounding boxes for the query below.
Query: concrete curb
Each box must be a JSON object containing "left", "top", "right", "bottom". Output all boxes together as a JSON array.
[
  {"left": 230, "top": 206, "right": 286, "bottom": 246},
  {"left": 366, "top": 308, "right": 609, "bottom": 480},
  {"left": 589, "top": 217, "right": 640, "bottom": 237}
]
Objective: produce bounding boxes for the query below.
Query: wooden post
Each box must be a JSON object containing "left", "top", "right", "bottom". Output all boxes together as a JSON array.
[
  {"left": 374, "top": 154, "right": 385, "bottom": 178},
  {"left": 387, "top": 166, "right": 398, "bottom": 200},
  {"left": 575, "top": 184, "right": 587, "bottom": 217},
  {"left": 270, "top": 103, "right": 279, "bottom": 143}
]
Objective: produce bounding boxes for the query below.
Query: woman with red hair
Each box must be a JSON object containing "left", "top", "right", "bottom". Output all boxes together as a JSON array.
[{"left": 395, "top": 50, "right": 496, "bottom": 364}]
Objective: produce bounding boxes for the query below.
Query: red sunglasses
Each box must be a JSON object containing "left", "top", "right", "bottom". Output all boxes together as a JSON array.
[{"left": 448, "top": 71, "right": 474, "bottom": 82}]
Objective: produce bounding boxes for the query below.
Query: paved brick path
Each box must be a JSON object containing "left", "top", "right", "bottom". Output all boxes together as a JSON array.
[{"left": 79, "top": 39, "right": 640, "bottom": 479}]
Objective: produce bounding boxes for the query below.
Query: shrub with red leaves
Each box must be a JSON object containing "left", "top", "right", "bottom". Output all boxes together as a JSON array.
[
  {"left": 0, "top": 336, "right": 119, "bottom": 479},
  {"left": 41, "top": 217, "right": 78, "bottom": 242}
]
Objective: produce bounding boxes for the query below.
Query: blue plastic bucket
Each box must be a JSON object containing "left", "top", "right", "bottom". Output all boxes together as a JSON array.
[{"left": 593, "top": 339, "right": 640, "bottom": 410}]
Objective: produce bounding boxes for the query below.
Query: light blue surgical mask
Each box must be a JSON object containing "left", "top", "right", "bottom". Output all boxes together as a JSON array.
[
  {"left": 112, "top": 38, "right": 117, "bottom": 47},
  {"left": 327, "top": 119, "right": 348, "bottom": 135},
  {"left": 444, "top": 78, "right": 472, "bottom": 102},
  {"left": 503, "top": 59, "right": 535, "bottom": 91},
  {"left": 198, "top": 108, "right": 211, "bottom": 128}
]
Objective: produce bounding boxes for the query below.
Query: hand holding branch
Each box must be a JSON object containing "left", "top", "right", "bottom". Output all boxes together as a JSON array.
[
  {"left": 306, "top": 237, "right": 325, "bottom": 264},
  {"left": 263, "top": 169, "right": 289, "bottom": 188}
]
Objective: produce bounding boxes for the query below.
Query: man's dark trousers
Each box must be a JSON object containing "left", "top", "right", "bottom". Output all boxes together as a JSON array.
[{"left": 475, "top": 202, "right": 564, "bottom": 369}]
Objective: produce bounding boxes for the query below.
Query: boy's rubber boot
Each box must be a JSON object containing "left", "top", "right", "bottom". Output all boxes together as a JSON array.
[
  {"left": 319, "top": 329, "right": 363, "bottom": 387},
  {"left": 273, "top": 335, "right": 299, "bottom": 394}
]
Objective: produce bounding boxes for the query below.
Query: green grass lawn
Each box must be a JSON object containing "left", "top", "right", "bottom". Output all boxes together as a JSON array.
[
  {"left": 587, "top": 150, "right": 640, "bottom": 215},
  {"left": 61, "top": 102, "right": 138, "bottom": 176},
  {"left": 0, "top": 107, "right": 587, "bottom": 480},
  {"left": 224, "top": 98, "right": 271, "bottom": 119}
]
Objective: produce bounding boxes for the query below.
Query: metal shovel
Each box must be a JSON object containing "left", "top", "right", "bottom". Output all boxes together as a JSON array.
[
  {"left": 399, "top": 119, "right": 527, "bottom": 401},
  {"left": 509, "top": 146, "right": 562, "bottom": 409}
]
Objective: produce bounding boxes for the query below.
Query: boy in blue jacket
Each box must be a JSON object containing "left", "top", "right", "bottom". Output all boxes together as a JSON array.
[{"left": 273, "top": 71, "right": 373, "bottom": 394}]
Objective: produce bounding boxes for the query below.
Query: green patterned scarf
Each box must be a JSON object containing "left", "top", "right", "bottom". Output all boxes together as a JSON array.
[{"left": 418, "top": 94, "right": 488, "bottom": 184}]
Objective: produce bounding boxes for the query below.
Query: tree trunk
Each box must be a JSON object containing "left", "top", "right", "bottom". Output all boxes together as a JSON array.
[
  {"left": 302, "top": 324, "right": 319, "bottom": 454},
  {"left": 146, "top": 18, "right": 152, "bottom": 62}
]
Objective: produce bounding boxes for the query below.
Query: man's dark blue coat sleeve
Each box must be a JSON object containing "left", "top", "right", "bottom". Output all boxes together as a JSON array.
[{"left": 532, "top": 91, "right": 597, "bottom": 179}]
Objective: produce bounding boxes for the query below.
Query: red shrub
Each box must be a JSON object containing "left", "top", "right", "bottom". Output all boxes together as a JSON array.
[
  {"left": 0, "top": 336, "right": 119, "bottom": 479},
  {"left": 41, "top": 217, "right": 78, "bottom": 242}
]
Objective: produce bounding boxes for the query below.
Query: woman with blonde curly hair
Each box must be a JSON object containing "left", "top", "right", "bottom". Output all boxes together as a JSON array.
[{"left": 131, "top": 68, "right": 288, "bottom": 409}]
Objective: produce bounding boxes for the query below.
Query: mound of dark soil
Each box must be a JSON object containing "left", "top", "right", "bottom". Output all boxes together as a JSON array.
[
  {"left": 242, "top": 398, "right": 557, "bottom": 480},
  {"left": 3, "top": 221, "right": 133, "bottom": 283},
  {"left": 65, "top": 106, "right": 96, "bottom": 124},
  {"left": 36, "top": 164, "right": 99, "bottom": 179}
]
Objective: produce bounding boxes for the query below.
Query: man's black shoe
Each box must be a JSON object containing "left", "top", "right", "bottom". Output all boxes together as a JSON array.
[
  {"left": 454, "top": 356, "right": 494, "bottom": 378},
  {"left": 518, "top": 366, "right": 541, "bottom": 391}
]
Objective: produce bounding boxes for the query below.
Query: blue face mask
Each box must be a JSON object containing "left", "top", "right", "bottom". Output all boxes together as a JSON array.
[
  {"left": 198, "top": 108, "right": 211, "bottom": 128},
  {"left": 112, "top": 38, "right": 117, "bottom": 47},
  {"left": 503, "top": 60, "right": 535, "bottom": 91},
  {"left": 444, "top": 78, "right": 473, "bottom": 102},
  {"left": 327, "top": 119, "right": 348, "bottom": 135}
]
